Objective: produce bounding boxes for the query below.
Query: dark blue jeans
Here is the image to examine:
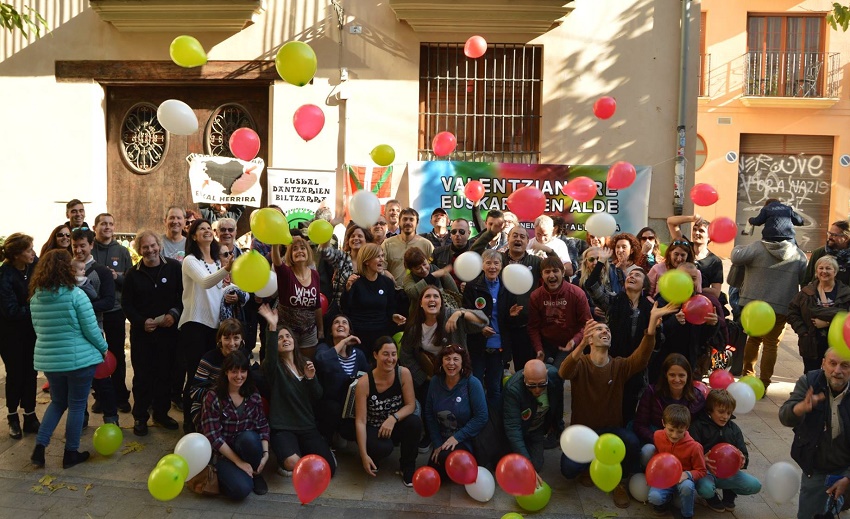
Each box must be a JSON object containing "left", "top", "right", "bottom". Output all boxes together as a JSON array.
[
  {"left": 37, "top": 365, "right": 96, "bottom": 451},
  {"left": 472, "top": 348, "right": 503, "bottom": 408},
  {"left": 215, "top": 430, "right": 264, "bottom": 500},
  {"left": 560, "top": 427, "right": 641, "bottom": 478}
]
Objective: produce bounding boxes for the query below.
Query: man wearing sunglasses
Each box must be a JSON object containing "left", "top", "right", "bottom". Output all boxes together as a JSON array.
[
  {"left": 213, "top": 218, "right": 242, "bottom": 259},
  {"left": 432, "top": 218, "right": 472, "bottom": 287}
]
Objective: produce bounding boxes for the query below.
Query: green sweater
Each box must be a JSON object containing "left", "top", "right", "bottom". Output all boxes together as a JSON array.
[{"left": 262, "top": 330, "right": 323, "bottom": 431}]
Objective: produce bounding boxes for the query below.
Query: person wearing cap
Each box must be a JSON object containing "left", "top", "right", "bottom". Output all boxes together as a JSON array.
[
  {"left": 432, "top": 218, "right": 473, "bottom": 288},
  {"left": 420, "top": 208, "right": 451, "bottom": 249}
]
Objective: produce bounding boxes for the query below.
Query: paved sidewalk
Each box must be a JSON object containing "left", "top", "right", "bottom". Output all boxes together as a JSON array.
[{"left": 0, "top": 329, "right": 803, "bottom": 519}]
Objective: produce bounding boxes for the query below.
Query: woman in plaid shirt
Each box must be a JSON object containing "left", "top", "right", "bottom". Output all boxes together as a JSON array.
[{"left": 200, "top": 351, "right": 270, "bottom": 499}]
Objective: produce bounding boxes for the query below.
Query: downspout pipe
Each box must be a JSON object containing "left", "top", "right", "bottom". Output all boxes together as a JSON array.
[{"left": 674, "top": 0, "right": 691, "bottom": 216}]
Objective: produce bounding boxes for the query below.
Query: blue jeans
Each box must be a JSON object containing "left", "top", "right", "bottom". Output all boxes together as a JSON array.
[
  {"left": 37, "top": 365, "right": 96, "bottom": 451},
  {"left": 697, "top": 471, "right": 762, "bottom": 498},
  {"left": 215, "top": 430, "right": 263, "bottom": 500},
  {"left": 560, "top": 427, "right": 641, "bottom": 478},
  {"left": 797, "top": 471, "right": 843, "bottom": 519},
  {"left": 649, "top": 479, "right": 696, "bottom": 517},
  {"left": 471, "top": 348, "right": 503, "bottom": 408}
]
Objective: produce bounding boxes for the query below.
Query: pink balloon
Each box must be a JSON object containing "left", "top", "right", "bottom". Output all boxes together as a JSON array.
[
  {"left": 229, "top": 128, "right": 260, "bottom": 161},
  {"left": 464, "top": 36, "right": 487, "bottom": 59},
  {"left": 690, "top": 183, "right": 719, "bottom": 206},
  {"left": 646, "top": 453, "right": 682, "bottom": 489},
  {"left": 495, "top": 454, "right": 536, "bottom": 496},
  {"left": 446, "top": 450, "right": 478, "bottom": 485},
  {"left": 565, "top": 177, "right": 598, "bottom": 203},
  {"left": 464, "top": 180, "right": 485, "bottom": 202},
  {"left": 683, "top": 294, "right": 713, "bottom": 325},
  {"left": 319, "top": 293, "right": 329, "bottom": 314},
  {"left": 693, "top": 380, "right": 709, "bottom": 398},
  {"left": 292, "top": 454, "right": 331, "bottom": 504},
  {"left": 607, "top": 161, "right": 636, "bottom": 190},
  {"left": 708, "top": 217, "right": 737, "bottom": 244},
  {"left": 94, "top": 351, "right": 117, "bottom": 380},
  {"left": 432, "top": 131, "right": 457, "bottom": 157},
  {"left": 593, "top": 96, "right": 617, "bottom": 119},
  {"left": 709, "top": 369, "right": 734, "bottom": 390},
  {"left": 293, "top": 104, "right": 325, "bottom": 142},
  {"left": 506, "top": 187, "right": 546, "bottom": 222}
]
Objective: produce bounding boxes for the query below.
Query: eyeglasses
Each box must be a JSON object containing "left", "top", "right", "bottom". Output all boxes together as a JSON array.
[
  {"left": 56, "top": 232, "right": 71, "bottom": 238},
  {"left": 828, "top": 231, "right": 846, "bottom": 238},
  {"left": 450, "top": 229, "right": 467, "bottom": 236},
  {"left": 219, "top": 227, "right": 235, "bottom": 233},
  {"left": 525, "top": 379, "right": 548, "bottom": 389},
  {"left": 374, "top": 221, "right": 387, "bottom": 226},
  {"left": 671, "top": 239, "right": 691, "bottom": 247},
  {"left": 71, "top": 226, "right": 89, "bottom": 232},
  {"left": 220, "top": 251, "right": 232, "bottom": 258},
  {"left": 640, "top": 235, "right": 656, "bottom": 241},
  {"left": 586, "top": 257, "right": 599, "bottom": 263}
]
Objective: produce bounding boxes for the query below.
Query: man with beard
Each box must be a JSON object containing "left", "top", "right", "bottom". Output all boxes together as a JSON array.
[
  {"left": 384, "top": 199, "right": 402, "bottom": 238},
  {"left": 161, "top": 206, "right": 187, "bottom": 261},
  {"left": 780, "top": 348, "right": 850, "bottom": 519},
  {"left": 432, "top": 218, "right": 472, "bottom": 287},
  {"left": 420, "top": 208, "right": 450, "bottom": 249},
  {"left": 381, "top": 208, "right": 434, "bottom": 281},
  {"left": 527, "top": 257, "right": 591, "bottom": 368},
  {"left": 559, "top": 302, "right": 679, "bottom": 509},
  {"left": 122, "top": 230, "right": 183, "bottom": 436},
  {"left": 667, "top": 214, "right": 723, "bottom": 299},
  {"left": 803, "top": 221, "right": 850, "bottom": 286}
]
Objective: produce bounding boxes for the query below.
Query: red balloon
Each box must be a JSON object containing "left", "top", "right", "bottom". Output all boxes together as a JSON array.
[
  {"left": 708, "top": 217, "right": 737, "bottom": 244},
  {"left": 506, "top": 187, "right": 546, "bottom": 222},
  {"left": 495, "top": 454, "right": 536, "bottom": 496},
  {"left": 293, "top": 104, "right": 325, "bottom": 142},
  {"left": 292, "top": 454, "right": 331, "bottom": 504},
  {"left": 445, "top": 449, "right": 478, "bottom": 485},
  {"left": 693, "top": 380, "right": 709, "bottom": 398},
  {"left": 229, "top": 127, "right": 261, "bottom": 161},
  {"left": 645, "top": 453, "right": 683, "bottom": 489},
  {"left": 432, "top": 131, "right": 457, "bottom": 157},
  {"left": 565, "top": 177, "right": 598, "bottom": 203},
  {"left": 690, "top": 183, "right": 719, "bottom": 206},
  {"left": 94, "top": 351, "right": 117, "bottom": 380},
  {"left": 593, "top": 96, "right": 617, "bottom": 119},
  {"left": 709, "top": 369, "right": 734, "bottom": 390},
  {"left": 464, "top": 35, "right": 487, "bottom": 59},
  {"left": 607, "top": 161, "right": 636, "bottom": 190},
  {"left": 319, "top": 293, "right": 329, "bottom": 314},
  {"left": 683, "top": 294, "right": 713, "bottom": 325},
  {"left": 464, "top": 180, "right": 485, "bottom": 203},
  {"left": 413, "top": 466, "right": 441, "bottom": 497},
  {"left": 707, "top": 443, "right": 743, "bottom": 479}
]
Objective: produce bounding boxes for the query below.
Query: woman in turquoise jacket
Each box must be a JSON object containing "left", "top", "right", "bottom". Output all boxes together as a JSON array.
[{"left": 28, "top": 250, "right": 108, "bottom": 470}]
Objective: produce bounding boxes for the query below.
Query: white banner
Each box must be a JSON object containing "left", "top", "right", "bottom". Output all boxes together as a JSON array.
[
  {"left": 187, "top": 154, "right": 264, "bottom": 207},
  {"left": 267, "top": 168, "right": 337, "bottom": 225}
]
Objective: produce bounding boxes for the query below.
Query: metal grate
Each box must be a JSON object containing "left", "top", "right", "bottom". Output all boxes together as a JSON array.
[{"left": 418, "top": 43, "right": 542, "bottom": 163}]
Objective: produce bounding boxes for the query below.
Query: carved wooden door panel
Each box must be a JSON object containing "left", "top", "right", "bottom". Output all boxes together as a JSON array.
[{"left": 105, "top": 85, "right": 269, "bottom": 236}]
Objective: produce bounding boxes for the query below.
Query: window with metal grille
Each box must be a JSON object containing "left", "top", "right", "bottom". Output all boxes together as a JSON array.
[{"left": 418, "top": 43, "right": 542, "bottom": 163}]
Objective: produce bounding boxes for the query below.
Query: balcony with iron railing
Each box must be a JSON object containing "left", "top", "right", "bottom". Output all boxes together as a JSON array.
[
  {"left": 699, "top": 53, "right": 711, "bottom": 98},
  {"left": 739, "top": 50, "right": 840, "bottom": 107}
]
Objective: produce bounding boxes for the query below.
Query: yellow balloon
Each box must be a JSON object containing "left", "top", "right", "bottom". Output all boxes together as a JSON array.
[
  {"left": 250, "top": 208, "right": 292, "bottom": 245},
  {"left": 307, "top": 219, "right": 334, "bottom": 244},
  {"left": 275, "top": 41, "right": 317, "bottom": 87},
  {"left": 231, "top": 250, "right": 271, "bottom": 293},
  {"left": 148, "top": 464, "right": 183, "bottom": 501},
  {"left": 169, "top": 35, "right": 207, "bottom": 68},
  {"left": 828, "top": 311, "right": 850, "bottom": 359},
  {"left": 589, "top": 459, "right": 622, "bottom": 493},
  {"left": 741, "top": 300, "right": 776, "bottom": 337},
  {"left": 658, "top": 269, "right": 694, "bottom": 304},
  {"left": 370, "top": 144, "right": 396, "bottom": 167},
  {"left": 157, "top": 454, "right": 190, "bottom": 481}
]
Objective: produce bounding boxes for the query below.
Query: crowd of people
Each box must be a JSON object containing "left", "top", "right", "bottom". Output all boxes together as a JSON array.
[{"left": 1, "top": 197, "right": 849, "bottom": 518}]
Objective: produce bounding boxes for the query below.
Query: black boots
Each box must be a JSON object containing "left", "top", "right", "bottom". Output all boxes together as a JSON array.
[
  {"left": 7, "top": 413, "right": 21, "bottom": 439},
  {"left": 22, "top": 412, "right": 40, "bottom": 434},
  {"left": 62, "top": 450, "right": 91, "bottom": 469},
  {"left": 31, "top": 444, "right": 45, "bottom": 467}
]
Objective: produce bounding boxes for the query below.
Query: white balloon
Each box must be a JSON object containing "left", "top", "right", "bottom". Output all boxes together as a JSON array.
[
  {"left": 502, "top": 264, "right": 534, "bottom": 295},
  {"left": 628, "top": 473, "right": 650, "bottom": 503},
  {"left": 765, "top": 461, "right": 801, "bottom": 504},
  {"left": 585, "top": 212, "right": 617, "bottom": 237},
  {"left": 255, "top": 270, "right": 278, "bottom": 298},
  {"left": 560, "top": 424, "right": 599, "bottom": 464},
  {"left": 640, "top": 443, "right": 657, "bottom": 467},
  {"left": 464, "top": 466, "right": 495, "bottom": 502},
  {"left": 157, "top": 99, "right": 198, "bottom": 135},
  {"left": 174, "top": 432, "right": 212, "bottom": 480},
  {"left": 349, "top": 190, "right": 381, "bottom": 228},
  {"left": 454, "top": 251, "right": 483, "bottom": 282},
  {"left": 726, "top": 381, "right": 756, "bottom": 414}
]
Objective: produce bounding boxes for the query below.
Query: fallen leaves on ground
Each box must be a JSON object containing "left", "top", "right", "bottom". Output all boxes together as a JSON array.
[
  {"left": 592, "top": 511, "right": 619, "bottom": 519},
  {"left": 121, "top": 441, "right": 145, "bottom": 455}
]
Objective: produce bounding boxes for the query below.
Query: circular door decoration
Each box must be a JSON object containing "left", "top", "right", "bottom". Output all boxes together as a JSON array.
[
  {"left": 205, "top": 104, "right": 257, "bottom": 157},
  {"left": 120, "top": 103, "right": 169, "bottom": 174}
]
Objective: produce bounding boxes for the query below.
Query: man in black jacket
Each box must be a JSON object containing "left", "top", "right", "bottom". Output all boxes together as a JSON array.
[{"left": 780, "top": 348, "right": 850, "bottom": 519}]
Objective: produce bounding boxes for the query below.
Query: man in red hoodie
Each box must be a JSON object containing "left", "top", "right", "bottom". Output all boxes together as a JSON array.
[{"left": 528, "top": 256, "right": 592, "bottom": 367}]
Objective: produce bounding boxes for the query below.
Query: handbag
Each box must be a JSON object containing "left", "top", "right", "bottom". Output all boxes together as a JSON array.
[
  {"left": 186, "top": 464, "right": 219, "bottom": 496},
  {"left": 341, "top": 371, "right": 367, "bottom": 419},
  {"left": 416, "top": 349, "right": 438, "bottom": 379}
]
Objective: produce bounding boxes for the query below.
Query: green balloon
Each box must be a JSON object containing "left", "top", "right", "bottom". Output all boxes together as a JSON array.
[
  {"left": 501, "top": 514, "right": 524, "bottom": 519},
  {"left": 148, "top": 464, "right": 184, "bottom": 501},
  {"left": 92, "top": 423, "right": 123, "bottom": 456},
  {"left": 157, "top": 454, "right": 190, "bottom": 481},
  {"left": 589, "top": 459, "right": 622, "bottom": 493},
  {"left": 658, "top": 269, "right": 694, "bottom": 304},
  {"left": 392, "top": 332, "right": 403, "bottom": 348},
  {"left": 594, "top": 433, "right": 626, "bottom": 465},
  {"left": 370, "top": 144, "right": 396, "bottom": 167},
  {"left": 275, "top": 41, "right": 317, "bottom": 87},
  {"left": 738, "top": 375, "right": 766, "bottom": 400},
  {"left": 828, "top": 311, "right": 850, "bottom": 360},
  {"left": 515, "top": 481, "right": 552, "bottom": 512},
  {"left": 741, "top": 300, "right": 776, "bottom": 337},
  {"left": 307, "top": 219, "right": 334, "bottom": 245}
]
